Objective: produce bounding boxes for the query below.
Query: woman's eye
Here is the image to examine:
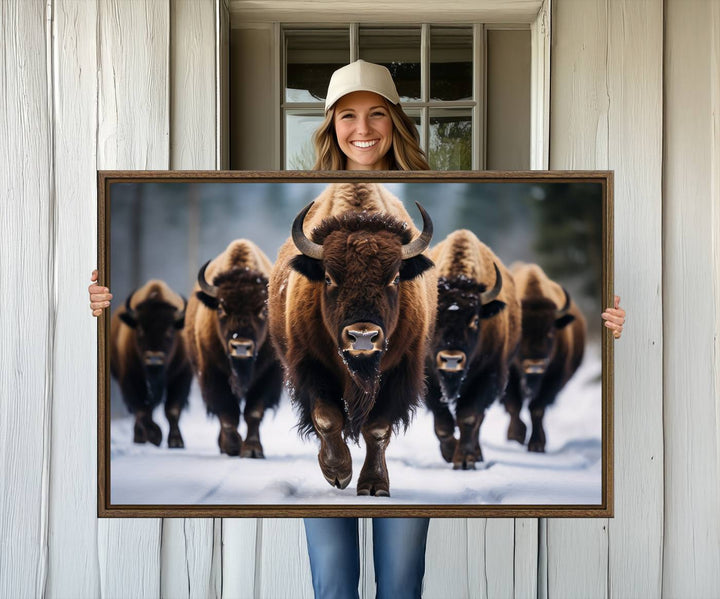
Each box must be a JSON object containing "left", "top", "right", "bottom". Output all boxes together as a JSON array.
[{"left": 372, "top": 111, "right": 387, "bottom": 118}]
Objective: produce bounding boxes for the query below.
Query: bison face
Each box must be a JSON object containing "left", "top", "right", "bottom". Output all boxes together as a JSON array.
[
  {"left": 432, "top": 266, "right": 506, "bottom": 403},
  {"left": 196, "top": 265, "right": 269, "bottom": 397},
  {"left": 120, "top": 293, "right": 186, "bottom": 402},
  {"left": 289, "top": 203, "right": 433, "bottom": 393},
  {"left": 518, "top": 289, "right": 575, "bottom": 394}
]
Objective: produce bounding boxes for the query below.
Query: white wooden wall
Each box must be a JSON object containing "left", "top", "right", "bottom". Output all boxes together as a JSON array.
[{"left": 1, "top": 0, "right": 718, "bottom": 597}]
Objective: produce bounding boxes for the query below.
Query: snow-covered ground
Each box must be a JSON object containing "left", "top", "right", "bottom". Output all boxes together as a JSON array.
[{"left": 111, "top": 346, "right": 603, "bottom": 506}]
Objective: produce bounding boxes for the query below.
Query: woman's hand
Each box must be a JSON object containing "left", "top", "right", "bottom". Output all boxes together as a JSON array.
[
  {"left": 89, "top": 269, "right": 112, "bottom": 317},
  {"left": 601, "top": 295, "right": 625, "bottom": 339}
]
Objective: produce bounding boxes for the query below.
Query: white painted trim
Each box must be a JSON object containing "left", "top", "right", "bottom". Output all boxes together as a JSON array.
[
  {"left": 530, "top": 0, "right": 550, "bottom": 169},
  {"left": 274, "top": 22, "right": 282, "bottom": 169},
  {"left": 229, "top": 0, "right": 543, "bottom": 25}
]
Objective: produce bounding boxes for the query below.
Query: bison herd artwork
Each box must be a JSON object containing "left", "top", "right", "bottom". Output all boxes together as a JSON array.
[{"left": 106, "top": 178, "right": 607, "bottom": 507}]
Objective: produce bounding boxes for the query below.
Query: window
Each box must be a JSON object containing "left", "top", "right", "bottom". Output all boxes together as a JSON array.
[{"left": 283, "top": 25, "right": 478, "bottom": 170}]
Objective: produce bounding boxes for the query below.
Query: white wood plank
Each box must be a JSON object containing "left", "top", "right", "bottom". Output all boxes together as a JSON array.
[
  {"left": 513, "top": 519, "right": 538, "bottom": 599},
  {"left": 46, "top": 0, "right": 101, "bottom": 596},
  {"left": 170, "top": 0, "right": 216, "bottom": 170},
  {"left": 547, "top": 1, "right": 610, "bottom": 595},
  {"left": 162, "top": 2, "right": 219, "bottom": 597},
  {"left": 96, "top": 0, "right": 170, "bottom": 170},
  {"left": 161, "top": 520, "right": 217, "bottom": 599},
  {"left": 475, "top": 519, "right": 515, "bottom": 599},
  {"left": 256, "top": 518, "right": 314, "bottom": 599},
  {"left": 222, "top": 519, "right": 257, "bottom": 599},
  {"left": 210, "top": 520, "right": 223, "bottom": 599},
  {"left": 0, "top": 1, "right": 52, "bottom": 597},
  {"left": 96, "top": 1, "right": 169, "bottom": 595},
  {"left": 663, "top": 1, "right": 720, "bottom": 595},
  {"left": 546, "top": 521, "right": 607, "bottom": 599},
  {"left": 98, "top": 520, "right": 161, "bottom": 599},
  {"left": 424, "top": 519, "right": 469, "bottom": 599},
  {"left": 426, "top": 518, "right": 515, "bottom": 599},
  {"left": 606, "top": 1, "right": 664, "bottom": 597}
]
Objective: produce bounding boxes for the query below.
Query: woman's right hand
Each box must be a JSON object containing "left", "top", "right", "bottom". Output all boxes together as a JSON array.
[{"left": 89, "top": 269, "right": 112, "bottom": 317}]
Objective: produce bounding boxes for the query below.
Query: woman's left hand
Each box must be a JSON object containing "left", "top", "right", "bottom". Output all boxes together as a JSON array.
[{"left": 601, "top": 295, "right": 626, "bottom": 339}]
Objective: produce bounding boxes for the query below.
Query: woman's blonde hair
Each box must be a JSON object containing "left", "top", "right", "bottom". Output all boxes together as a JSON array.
[{"left": 311, "top": 99, "right": 430, "bottom": 171}]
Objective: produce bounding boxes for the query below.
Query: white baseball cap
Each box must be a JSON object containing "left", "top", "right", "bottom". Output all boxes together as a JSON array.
[{"left": 324, "top": 60, "right": 400, "bottom": 112}]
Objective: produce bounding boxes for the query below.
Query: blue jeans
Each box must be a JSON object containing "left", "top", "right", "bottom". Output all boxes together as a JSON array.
[{"left": 303, "top": 517, "right": 430, "bottom": 599}]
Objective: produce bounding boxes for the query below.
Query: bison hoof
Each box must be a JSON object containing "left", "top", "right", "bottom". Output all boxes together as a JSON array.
[
  {"left": 240, "top": 440, "right": 265, "bottom": 459},
  {"left": 439, "top": 437, "right": 457, "bottom": 463},
  {"left": 323, "top": 471, "right": 352, "bottom": 490},
  {"left": 357, "top": 483, "right": 390, "bottom": 497},
  {"left": 167, "top": 433, "right": 185, "bottom": 449},
  {"left": 453, "top": 458, "right": 476, "bottom": 470},
  {"left": 133, "top": 425, "right": 147, "bottom": 444},
  {"left": 507, "top": 421, "right": 527, "bottom": 445},
  {"left": 146, "top": 422, "right": 162, "bottom": 446},
  {"left": 219, "top": 429, "right": 242, "bottom": 456},
  {"left": 318, "top": 439, "right": 352, "bottom": 489},
  {"left": 528, "top": 441, "right": 546, "bottom": 453},
  {"left": 452, "top": 448, "right": 480, "bottom": 470}
]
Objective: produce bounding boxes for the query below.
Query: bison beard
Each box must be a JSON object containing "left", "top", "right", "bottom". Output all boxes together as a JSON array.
[
  {"left": 341, "top": 351, "right": 382, "bottom": 434},
  {"left": 437, "top": 370, "right": 466, "bottom": 404},
  {"left": 228, "top": 357, "right": 255, "bottom": 398},
  {"left": 144, "top": 365, "right": 166, "bottom": 404}
]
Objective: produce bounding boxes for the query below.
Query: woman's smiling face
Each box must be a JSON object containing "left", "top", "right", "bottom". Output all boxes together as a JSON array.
[{"left": 333, "top": 91, "right": 394, "bottom": 171}]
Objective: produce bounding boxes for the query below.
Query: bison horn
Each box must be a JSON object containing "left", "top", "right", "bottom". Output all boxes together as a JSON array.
[
  {"left": 401, "top": 202, "right": 434, "bottom": 259},
  {"left": 480, "top": 263, "right": 503, "bottom": 304},
  {"left": 556, "top": 287, "right": 572, "bottom": 317},
  {"left": 292, "top": 201, "right": 324, "bottom": 260},
  {"left": 124, "top": 289, "right": 138, "bottom": 321},
  {"left": 198, "top": 261, "right": 219, "bottom": 298}
]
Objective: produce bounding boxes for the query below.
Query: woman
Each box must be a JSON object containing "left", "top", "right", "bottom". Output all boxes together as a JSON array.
[{"left": 88, "top": 60, "right": 626, "bottom": 598}]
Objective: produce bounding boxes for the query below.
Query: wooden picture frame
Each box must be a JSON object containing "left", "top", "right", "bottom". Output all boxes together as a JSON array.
[{"left": 98, "top": 170, "right": 613, "bottom": 518}]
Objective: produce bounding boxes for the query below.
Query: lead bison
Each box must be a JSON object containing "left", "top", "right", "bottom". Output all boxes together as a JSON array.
[
  {"left": 502, "top": 263, "right": 586, "bottom": 452},
  {"left": 268, "top": 183, "right": 437, "bottom": 496},
  {"left": 426, "top": 230, "right": 521, "bottom": 469},
  {"left": 110, "top": 279, "right": 191, "bottom": 447},
  {"left": 184, "top": 239, "right": 283, "bottom": 457}
]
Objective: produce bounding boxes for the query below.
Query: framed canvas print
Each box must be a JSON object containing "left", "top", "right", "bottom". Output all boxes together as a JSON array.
[{"left": 97, "top": 171, "right": 613, "bottom": 518}]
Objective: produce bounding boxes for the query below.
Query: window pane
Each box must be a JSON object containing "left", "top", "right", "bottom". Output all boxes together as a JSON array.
[
  {"left": 430, "top": 27, "right": 473, "bottom": 101},
  {"left": 359, "top": 27, "right": 421, "bottom": 102},
  {"left": 402, "top": 109, "right": 423, "bottom": 148},
  {"left": 285, "top": 112, "right": 324, "bottom": 169},
  {"left": 286, "top": 30, "right": 349, "bottom": 103},
  {"left": 429, "top": 109, "right": 472, "bottom": 170}
]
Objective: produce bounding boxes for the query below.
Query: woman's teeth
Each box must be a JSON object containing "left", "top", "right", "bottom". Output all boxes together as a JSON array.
[{"left": 351, "top": 140, "right": 378, "bottom": 148}]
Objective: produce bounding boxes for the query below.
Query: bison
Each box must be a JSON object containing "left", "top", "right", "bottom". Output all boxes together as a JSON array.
[
  {"left": 268, "top": 183, "right": 437, "bottom": 496},
  {"left": 184, "top": 239, "right": 283, "bottom": 458},
  {"left": 110, "top": 279, "right": 191, "bottom": 448},
  {"left": 502, "top": 263, "right": 586, "bottom": 452},
  {"left": 425, "top": 230, "right": 521, "bottom": 469}
]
